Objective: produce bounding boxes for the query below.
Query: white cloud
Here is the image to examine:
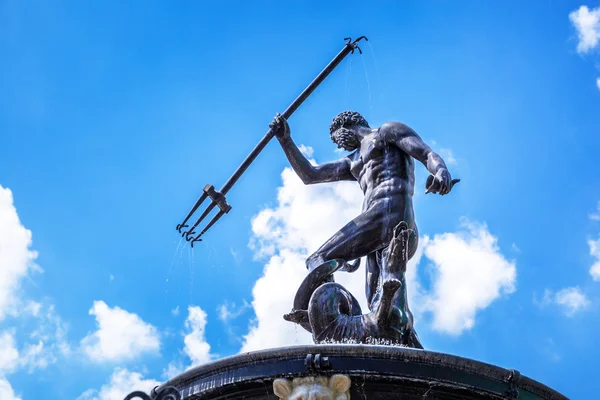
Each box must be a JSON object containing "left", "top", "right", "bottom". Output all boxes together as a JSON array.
[
  {"left": 21, "top": 341, "right": 54, "bottom": 371},
  {"left": 597, "top": 77, "right": 600, "bottom": 91},
  {"left": 0, "top": 378, "right": 21, "bottom": 400},
  {"left": 0, "top": 185, "right": 39, "bottom": 320},
  {"left": 163, "top": 306, "right": 214, "bottom": 378},
  {"left": 0, "top": 331, "right": 19, "bottom": 374},
  {"left": 439, "top": 148, "right": 458, "bottom": 166},
  {"left": 242, "top": 161, "right": 364, "bottom": 352},
  {"left": 0, "top": 306, "right": 69, "bottom": 375},
  {"left": 183, "top": 306, "right": 212, "bottom": 367},
  {"left": 230, "top": 247, "right": 242, "bottom": 265},
  {"left": 76, "top": 368, "right": 160, "bottom": 400},
  {"left": 570, "top": 5, "right": 600, "bottom": 53},
  {"left": 554, "top": 287, "right": 590, "bottom": 316},
  {"left": 24, "top": 301, "right": 42, "bottom": 317},
  {"left": 538, "top": 287, "right": 590, "bottom": 317},
  {"left": 81, "top": 301, "right": 160, "bottom": 363},
  {"left": 217, "top": 304, "right": 230, "bottom": 321},
  {"left": 0, "top": 331, "right": 23, "bottom": 400},
  {"left": 248, "top": 161, "right": 364, "bottom": 260},
  {"left": 171, "top": 306, "right": 180, "bottom": 317},
  {"left": 0, "top": 185, "right": 71, "bottom": 398},
  {"left": 589, "top": 201, "right": 600, "bottom": 221},
  {"left": 217, "top": 301, "right": 250, "bottom": 322},
  {"left": 421, "top": 220, "right": 516, "bottom": 335},
  {"left": 298, "top": 144, "right": 314, "bottom": 158},
  {"left": 588, "top": 236, "right": 600, "bottom": 281},
  {"left": 539, "top": 338, "right": 561, "bottom": 362},
  {"left": 23, "top": 303, "right": 71, "bottom": 371},
  {"left": 163, "top": 362, "right": 184, "bottom": 380}
]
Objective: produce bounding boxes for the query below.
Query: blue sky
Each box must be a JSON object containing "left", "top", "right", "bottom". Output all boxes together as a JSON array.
[{"left": 1, "top": 1, "right": 600, "bottom": 399}]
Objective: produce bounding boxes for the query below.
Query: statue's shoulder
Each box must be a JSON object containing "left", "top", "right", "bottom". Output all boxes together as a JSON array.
[{"left": 379, "top": 121, "right": 415, "bottom": 140}]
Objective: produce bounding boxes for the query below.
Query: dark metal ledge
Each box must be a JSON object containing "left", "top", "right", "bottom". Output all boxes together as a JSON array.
[{"left": 149, "top": 345, "right": 567, "bottom": 399}]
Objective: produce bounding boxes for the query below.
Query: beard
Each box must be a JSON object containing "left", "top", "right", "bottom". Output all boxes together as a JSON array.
[{"left": 332, "top": 128, "right": 360, "bottom": 151}]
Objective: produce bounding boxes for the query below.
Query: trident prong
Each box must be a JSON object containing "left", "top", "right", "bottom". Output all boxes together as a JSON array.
[
  {"left": 176, "top": 224, "right": 188, "bottom": 234},
  {"left": 185, "top": 231, "right": 196, "bottom": 241},
  {"left": 345, "top": 36, "right": 368, "bottom": 54}
]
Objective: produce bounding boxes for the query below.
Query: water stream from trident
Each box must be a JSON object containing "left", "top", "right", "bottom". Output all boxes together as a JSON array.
[
  {"left": 366, "top": 40, "right": 384, "bottom": 103},
  {"left": 344, "top": 57, "right": 353, "bottom": 110},
  {"left": 360, "top": 52, "right": 373, "bottom": 122},
  {"left": 342, "top": 43, "right": 380, "bottom": 124},
  {"left": 165, "top": 236, "right": 186, "bottom": 295}
]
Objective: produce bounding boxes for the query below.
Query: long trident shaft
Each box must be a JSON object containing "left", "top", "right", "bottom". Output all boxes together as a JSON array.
[{"left": 178, "top": 36, "right": 368, "bottom": 246}]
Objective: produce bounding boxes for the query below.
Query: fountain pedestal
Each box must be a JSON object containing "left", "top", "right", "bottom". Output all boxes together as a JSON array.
[{"left": 135, "top": 345, "right": 566, "bottom": 400}]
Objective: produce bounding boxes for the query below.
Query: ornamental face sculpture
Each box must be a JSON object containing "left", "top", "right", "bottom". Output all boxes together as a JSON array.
[
  {"left": 273, "top": 375, "right": 352, "bottom": 400},
  {"left": 269, "top": 111, "right": 459, "bottom": 347}
]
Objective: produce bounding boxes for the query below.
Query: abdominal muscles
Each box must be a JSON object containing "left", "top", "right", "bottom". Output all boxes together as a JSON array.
[{"left": 359, "top": 147, "right": 415, "bottom": 209}]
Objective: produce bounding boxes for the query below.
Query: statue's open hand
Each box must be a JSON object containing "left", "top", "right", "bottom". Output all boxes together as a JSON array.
[
  {"left": 270, "top": 113, "right": 290, "bottom": 140},
  {"left": 426, "top": 169, "right": 459, "bottom": 195}
]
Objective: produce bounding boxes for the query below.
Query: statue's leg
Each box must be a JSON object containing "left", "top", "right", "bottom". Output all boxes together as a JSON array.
[
  {"left": 286, "top": 206, "right": 390, "bottom": 324},
  {"left": 365, "top": 251, "right": 381, "bottom": 311},
  {"left": 305, "top": 204, "right": 394, "bottom": 271},
  {"left": 286, "top": 202, "right": 415, "bottom": 330},
  {"left": 383, "top": 221, "right": 419, "bottom": 279},
  {"left": 381, "top": 222, "right": 422, "bottom": 347}
]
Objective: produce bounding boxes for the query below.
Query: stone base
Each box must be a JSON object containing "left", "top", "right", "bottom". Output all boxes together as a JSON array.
[{"left": 133, "top": 345, "right": 567, "bottom": 399}]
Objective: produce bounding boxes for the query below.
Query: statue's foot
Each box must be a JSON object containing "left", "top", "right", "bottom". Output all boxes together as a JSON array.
[
  {"left": 375, "top": 278, "right": 403, "bottom": 330},
  {"left": 404, "top": 327, "right": 424, "bottom": 349}
]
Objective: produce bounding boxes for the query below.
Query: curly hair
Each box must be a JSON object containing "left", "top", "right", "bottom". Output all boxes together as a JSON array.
[
  {"left": 329, "top": 111, "right": 369, "bottom": 151},
  {"left": 330, "top": 111, "right": 370, "bottom": 134}
]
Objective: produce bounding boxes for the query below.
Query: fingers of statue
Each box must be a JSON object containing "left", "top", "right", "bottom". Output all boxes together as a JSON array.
[
  {"left": 427, "top": 173, "right": 457, "bottom": 195},
  {"left": 425, "top": 175, "right": 439, "bottom": 194},
  {"left": 425, "top": 175, "right": 433, "bottom": 194},
  {"left": 270, "top": 113, "right": 289, "bottom": 139},
  {"left": 437, "top": 179, "right": 445, "bottom": 195},
  {"left": 436, "top": 169, "right": 451, "bottom": 195},
  {"left": 269, "top": 114, "right": 279, "bottom": 129},
  {"left": 270, "top": 114, "right": 281, "bottom": 135},
  {"left": 442, "top": 178, "right": 452, "bottom": 195},
  {"left": 440, "top": 175, "right": 450, "bottom": 195}
]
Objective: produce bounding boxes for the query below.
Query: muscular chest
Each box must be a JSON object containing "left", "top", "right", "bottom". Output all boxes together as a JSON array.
[{"left": 349, "top": 132, "right": 388, "bottom": 178}]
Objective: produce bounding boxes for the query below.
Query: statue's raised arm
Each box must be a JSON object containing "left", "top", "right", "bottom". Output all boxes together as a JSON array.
[{"left": 270, "top": 113, "right": 355, "bottom": 184}]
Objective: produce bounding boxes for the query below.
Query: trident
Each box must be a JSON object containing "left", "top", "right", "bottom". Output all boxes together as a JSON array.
[{"left": 176, "top": 36, "right": 368, "bottom": 246}]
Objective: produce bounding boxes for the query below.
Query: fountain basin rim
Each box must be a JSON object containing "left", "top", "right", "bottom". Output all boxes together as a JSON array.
[{"left": 158, "top": 344, "right": 566, "bottom": 399}]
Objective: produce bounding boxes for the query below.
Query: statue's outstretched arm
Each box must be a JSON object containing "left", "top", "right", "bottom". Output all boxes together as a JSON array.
[
  {"left": 385, "top": 122, "right": 455, "bottom": 195},
  {"left": 278, "top": 135, "right": 355, "bottom": 184},
  {"left": 271, "top": 114, "right": 355, "bottom": 185}
]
